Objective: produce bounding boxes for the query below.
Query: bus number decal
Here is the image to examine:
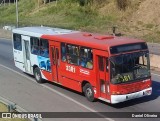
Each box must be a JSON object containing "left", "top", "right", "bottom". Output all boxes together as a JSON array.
[
  {"left": 66, "top": 65, "right": 76, "bottom": 73},
  {"left": 117, "top": 75, "right": 131, "bottom": 83}
]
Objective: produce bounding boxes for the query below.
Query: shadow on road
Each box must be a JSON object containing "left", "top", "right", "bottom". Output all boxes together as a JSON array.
[
  {"left": 47, "top": 80, "right": 160, "bottom": 109},
  {"left": 24, "top": 73, "right": 160, "bottom": 108}
]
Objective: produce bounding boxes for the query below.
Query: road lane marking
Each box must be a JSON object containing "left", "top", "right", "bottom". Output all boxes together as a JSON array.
[{"left": 0, "top": 64, "right": 114, "bottom": 121}]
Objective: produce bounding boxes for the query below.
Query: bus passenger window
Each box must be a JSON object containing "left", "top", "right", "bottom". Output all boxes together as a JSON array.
[
  {"left": 31, "top": 37, "right": 39, "bottom": 55},
  {"left": 13, "top": 34, "right": 22, "bottom": 51},
  {"left": 61, "top": 43, "right": 66, "bottom": 62},
  {"left": 66, "top": 44, "right": 79, "bottom": 65},
  {"left": 40, "top": 39, "right": 49, "bottom": 58},
  {"left": 80, "top": 48, "right": 93, "bottom": 69}
]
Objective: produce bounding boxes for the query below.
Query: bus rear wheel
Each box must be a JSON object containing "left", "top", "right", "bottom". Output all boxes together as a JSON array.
[
  {"left": 34, "top": 67, "right": 45, "bottom": 83},
  {"left": 83, "top": 83, "right": 95, "bottom": 102}
]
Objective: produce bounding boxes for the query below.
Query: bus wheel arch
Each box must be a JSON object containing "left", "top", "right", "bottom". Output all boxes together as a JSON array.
[
  {"left": 33, "top": 65, "right": 38, "bottom": 72},
  {"left": 82, "top": 81, "right": 89, "bottom": 92},
  {"left": 82, "top": 81, "right": 95, "bottom": 102}
]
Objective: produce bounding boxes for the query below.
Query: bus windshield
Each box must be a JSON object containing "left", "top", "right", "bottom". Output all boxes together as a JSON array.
[{"left": 110, "top": 51, "right": 150, "bottom": 84}]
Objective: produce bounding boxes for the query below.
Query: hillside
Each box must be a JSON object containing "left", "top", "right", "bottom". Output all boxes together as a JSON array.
[
  {"left": 0, "top": 0, "right": 159, "bottom": 43},
  {"left": 131, "top": 0, "right": 160, "bottom": 25}
]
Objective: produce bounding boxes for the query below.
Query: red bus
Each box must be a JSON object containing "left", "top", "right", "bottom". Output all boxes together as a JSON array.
[{"left": 12, "top": 27, "right": 152, "bottom": 104}]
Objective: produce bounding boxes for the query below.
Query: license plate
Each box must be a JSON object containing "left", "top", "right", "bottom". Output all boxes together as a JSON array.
[{"left": 144, "top": 90, "right": 152, "bottom": 95}]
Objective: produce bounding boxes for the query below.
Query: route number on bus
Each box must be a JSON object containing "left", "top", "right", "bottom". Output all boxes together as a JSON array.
[{"left": 66, "top": 65, "right": 76, "bottom": 73}]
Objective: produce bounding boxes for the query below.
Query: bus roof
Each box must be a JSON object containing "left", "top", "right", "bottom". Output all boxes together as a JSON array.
[
  {"left": 42, "top": 32, "right": 145, "bottom": 51},
  {"left": 12, "top": 26, "right": 145, "bottom": 51},
  {"left": 12, "top": 26, "right": 78, "bottom": 38}
]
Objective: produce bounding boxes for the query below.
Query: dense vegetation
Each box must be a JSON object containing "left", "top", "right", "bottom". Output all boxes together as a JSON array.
[{"left": 0, "top": 0, "right": 159, "bottom": 43}]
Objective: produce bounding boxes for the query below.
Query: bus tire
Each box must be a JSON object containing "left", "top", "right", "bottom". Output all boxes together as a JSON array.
[
  {"left": 34, "top": 67, "right": 45, "bottom": 83},
  {"left": 83, "top": 83, "right": 95, "bottom": 102}
]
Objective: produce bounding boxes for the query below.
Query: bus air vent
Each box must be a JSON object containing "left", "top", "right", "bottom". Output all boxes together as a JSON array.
[
  {"left": 94, "top": 36, "right": 114, "bottom": 40},
  {"left": 83, "top": 33, "right": 92, "bottom": 37},
  {"left": 47, "top": 29, "right": 53, "bottom": 31}
]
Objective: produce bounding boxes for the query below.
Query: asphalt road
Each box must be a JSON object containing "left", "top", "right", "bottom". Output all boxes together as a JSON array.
[{"left": 0, "top": 39, "right": 160, "bottom": 121}]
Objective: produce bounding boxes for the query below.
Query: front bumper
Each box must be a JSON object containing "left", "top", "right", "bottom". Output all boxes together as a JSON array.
[{"left": 111, "top": 87, "right": 152, "bottom": 104}]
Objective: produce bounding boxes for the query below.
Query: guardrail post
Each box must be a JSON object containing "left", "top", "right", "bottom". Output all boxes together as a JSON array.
[
  {"left": 34, "top": 118, "right": 38, "bottom": 121},
  {"left": 7, "top": 103, "right": 16, "bottom": 112}
]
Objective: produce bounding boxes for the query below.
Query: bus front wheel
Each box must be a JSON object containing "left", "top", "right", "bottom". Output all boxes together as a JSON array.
[
  {"left": 83, "top": 83, "right": 95, "bottom": 102},
  {"left": 34, "top": 67, "right": 44, "bottom": 83}
]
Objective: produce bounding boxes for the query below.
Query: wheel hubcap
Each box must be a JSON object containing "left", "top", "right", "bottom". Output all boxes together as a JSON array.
[
  {"left": 86, "top": 88, "right": 92, "bottom": 97},
  {"left": 35, "top": 72, "right": 40, "bottom": 80}
]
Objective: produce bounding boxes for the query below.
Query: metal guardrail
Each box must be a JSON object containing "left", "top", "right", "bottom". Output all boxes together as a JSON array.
[{"left": 0, "top": 95, "right": 42, "bottom": 121}]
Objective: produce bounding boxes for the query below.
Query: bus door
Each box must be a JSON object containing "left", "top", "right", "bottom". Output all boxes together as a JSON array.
[
  {"left": 50, "top": 42, "right": 60, "bottom": 83},
  {"left": 13, "top": 34, "right": 24, "bottom": 72},
  {"left": 22, "top": 35, "right": 31, "bottom": 73},
  {"left": 97, "top": 56, "right": 110, "bottom": 101}
]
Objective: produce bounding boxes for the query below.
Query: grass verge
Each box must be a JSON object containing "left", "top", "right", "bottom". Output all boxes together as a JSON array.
[{"left": 0, "top": 102, "right": 29, "bottom": 121}]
